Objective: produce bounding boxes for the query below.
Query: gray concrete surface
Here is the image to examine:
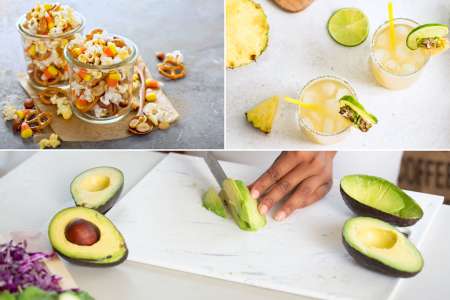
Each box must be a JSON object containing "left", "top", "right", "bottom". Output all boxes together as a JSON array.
[{"left": 0, "top": 0, "right": 224, "bottom": 149}]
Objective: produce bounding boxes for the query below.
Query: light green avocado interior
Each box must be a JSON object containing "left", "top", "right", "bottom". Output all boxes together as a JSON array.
[
  {"left": 71, "top": 167, "right": 123, "bottom": 210},
  {"left": 341, "top": 175, "right": 423, "bottom": 219},
  {"left": 202, "top": 187, "right": 227, "bottom": 218},
  {"left": 48, "top": 207, "right": 127, "bottom": 264},
  {"left": 343, "top": 217, "right": 423, "bottom": 273},
  {"left": 222, "top": 178, "right": 266, "bottom": 231}
]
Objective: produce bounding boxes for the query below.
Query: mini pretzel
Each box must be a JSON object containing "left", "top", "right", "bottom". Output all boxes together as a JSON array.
[
  {"left": 158, "top": 63, "right": 186, "bottom": 80},
  {"left": 38, "top": 87, "right": 67, "bottom": 105},
  {"left": 24, "top": 111, "right": 53, "bottom": 131},
  {"left": 76, "top": 97, "right": 99, "bottom": 113},
  {"left": 33, "top": 68, "right": 62, "bottom": 86}
]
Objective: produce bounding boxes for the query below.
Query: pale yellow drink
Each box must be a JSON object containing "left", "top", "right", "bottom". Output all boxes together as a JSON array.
[
  {"left": 370, "top": 18, "right": 430, "bottom": 90},
  {"left": 298, "top": 76, "right": 353, "bottom": 144}
]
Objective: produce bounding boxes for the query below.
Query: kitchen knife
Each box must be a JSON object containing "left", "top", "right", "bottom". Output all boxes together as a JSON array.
[{"left": 202, "top": 152, "right": 227, "bottom": 187}]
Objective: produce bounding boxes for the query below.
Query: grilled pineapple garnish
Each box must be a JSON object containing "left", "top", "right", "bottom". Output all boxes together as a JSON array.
[
  {"left": 226, "top": 0, "right": 269, "bottom": 68},
  {"left": 245, "top": 96, "right": 279, "bottom": 134}
]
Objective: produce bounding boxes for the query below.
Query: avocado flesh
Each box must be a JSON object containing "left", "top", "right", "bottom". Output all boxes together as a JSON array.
[
  {"left": 48, "top": 207, "right": 128, "bottom": 266},
  {"left": 222, "top": 179, "right": 266, "bottom": 231},
  {"left": 340, "top": 175, "right": 423, "bottom": 227},
  {"left": 202, "top": 187, "right": 227, "bottom": 218},
  {"left": 71, "top": 167, "right": 124, "bottom": 214},
  {"left": 343, "top": 217, "right": 423, "bottom": 277}
]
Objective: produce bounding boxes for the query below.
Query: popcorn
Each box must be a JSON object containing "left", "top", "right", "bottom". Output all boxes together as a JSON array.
[
  {"left": 2, "top": 103, "right": 17, "bottom": 121},
  {"left": 39, "top": 134, "right": 61, "bottom": 149}
]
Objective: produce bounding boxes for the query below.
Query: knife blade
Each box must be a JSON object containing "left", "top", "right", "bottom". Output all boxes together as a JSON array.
[{"left": 202, "top": 152, "right": 227, "bottom": 187}]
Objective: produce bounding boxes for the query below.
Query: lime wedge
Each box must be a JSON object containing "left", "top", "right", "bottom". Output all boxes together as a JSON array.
[
  {"left": 327, "top": 8, "right": 369, "bottom": 47},
  {"left": 339, "top": 95, "right": 377, "bottom": 132},
  {"left": 406, "top": 23, "right": 449, "bottom": 50}
]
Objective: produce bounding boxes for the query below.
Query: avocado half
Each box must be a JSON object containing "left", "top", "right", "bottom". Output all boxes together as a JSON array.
[
  {"left": 340, "top": 175, "right": 423, "bottom": 227},
  {"left": 71, "top": 167, "right": 124, "bottom": 214},
  {"left": 343, "top": 217, "right": 424, "bottom": 277},
  {"left": 48, "top": 207, "right": 128, "bottom": 267}
]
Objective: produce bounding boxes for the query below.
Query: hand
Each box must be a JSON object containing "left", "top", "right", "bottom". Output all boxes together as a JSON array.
[{"left": 249, "top": 151, "right": 335, "bottom": 221}]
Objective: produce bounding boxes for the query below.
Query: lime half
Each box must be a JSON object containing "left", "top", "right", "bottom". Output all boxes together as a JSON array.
[
  {"left": 406, "top": 24, "right": 449, "bottom": 50},
  {"left": 327, "top": 8, "right": 369, "bottom": 47}
]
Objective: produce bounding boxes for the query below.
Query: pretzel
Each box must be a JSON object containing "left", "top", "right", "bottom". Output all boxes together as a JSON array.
[
  {"left": 158, "top": 62, "right": 186, "bottom": 80},
  {"left": 24, "top": 110, "right": 53, "bottom": 131},
  {"left": 128, "top": 115, "right": 153, "bottom": 135},
  {"left": 32, "top": 67, "right": 62, "bottom": 86},
  {"left": 76, "top": 97, "right": 98, "bottom": 113},
  {"left": 38, "top": 87, "right": 67, "bottom": 105}
]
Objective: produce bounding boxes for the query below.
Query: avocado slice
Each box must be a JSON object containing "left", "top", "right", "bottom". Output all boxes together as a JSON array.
[
  {"left": 202, "top": 187, "right": 228, "bottom": 218},
  {"left": 222, "top": 178, "right": 266, "bottom": 231},
  {"left": 343, "top": 217, "right": 423, "bottom": 277},
  {"left": 0, "top": 292, "right": 16, "bottom": 300},
  {"left": 339, "top": 96, "right": 377, "bottom": 132},
  {"left": 340, "top": 175, "right": 423, "bottom": 227},
  {"left": 48, "top": 207, "right": 128, "bottom": 267},
  {"left": 71, "top": 167, "right": 124, "bottom": 214},
  {"left": 58, "top": 291, "right": 94, "bottom": 300},
  {"left": 17, "top": 287, "right": 55, "bottom": 300}
]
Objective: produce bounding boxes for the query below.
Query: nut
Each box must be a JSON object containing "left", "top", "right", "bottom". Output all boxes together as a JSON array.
[
  {"left": 12, "top": 117, "right": 22, "bottom": 133},
  {"left": 65, "top": 219, "right": 100, "bottom": 246},
  {"left": 156, "top": 51, "right": 165, "bottom": 61},
  {"left": 24, "top": 98, "right": 35, "bottom": 109},
  {"left": 136, "top": 122, "right": 152, "bottom": 133}
]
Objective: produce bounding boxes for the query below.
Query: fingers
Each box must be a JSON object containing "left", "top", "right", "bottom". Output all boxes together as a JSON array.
[
  {"left": 257, "top": 161, "right": 318, "bottom": 215},
  {"left": 250, "top": 152, "right": 310, "bottom": 199},
  {"left": 274, "top": 176, "right": 332, "bottom": 221}
]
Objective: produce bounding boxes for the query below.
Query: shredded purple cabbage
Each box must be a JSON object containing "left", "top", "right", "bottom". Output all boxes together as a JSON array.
[{"left": 0, "top": 240, "right": 62, "bottom": 293}]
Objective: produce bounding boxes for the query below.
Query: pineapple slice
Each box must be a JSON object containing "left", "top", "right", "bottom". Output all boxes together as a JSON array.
[
  {"left": 226, "top": 0, "right": 269, "bottom": 68},
  {"left": 245, "top": 96, "right": 279, "bottom": 134}
]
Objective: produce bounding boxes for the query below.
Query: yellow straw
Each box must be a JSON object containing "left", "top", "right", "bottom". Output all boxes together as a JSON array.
[
  {"left": 284, "top": 97, "right": 328, "bottom": 113},
  {"left": 388, "top": 1, "right": 396, "bottom": 51}
]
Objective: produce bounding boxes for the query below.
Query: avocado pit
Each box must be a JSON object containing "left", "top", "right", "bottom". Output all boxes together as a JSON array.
[{"left": 65, "top": 218, "right": 100, "bottom": 246}]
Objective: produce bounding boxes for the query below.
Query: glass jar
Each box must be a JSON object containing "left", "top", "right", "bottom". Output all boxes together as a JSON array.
[
  {"left": 16, "top": 12, "right": 85, "bottom": 90},
  {"left": 64, "top": 35, "right": 138, "bottom": 124}
]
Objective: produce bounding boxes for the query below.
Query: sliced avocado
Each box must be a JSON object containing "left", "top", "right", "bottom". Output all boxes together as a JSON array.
[
  {"left": 48, "top": 207, "right": 128, "bottom": 267},
  {"left": 245, "top": 96, "right": 279, "bottom": 134},
  {"left": 71, "top": 167, "right": 124, "bottom": 214},
  {"left": 202, "top": 187, "right": 227, "bottom": 218},
  {"left": 343, "top": 217, "right": 423, "bottom": 277},
  {"left": 222, "top": 178, "right": 266, "bottom": 231},
  {"left": 340, "top": 175, "right": 423, "bottom": 227},
  {"left": 339, "top": 95, "right": 377, "bottom": 132},
  {"left": 406, "top": 23, "right": 448, "bottom": 50}
]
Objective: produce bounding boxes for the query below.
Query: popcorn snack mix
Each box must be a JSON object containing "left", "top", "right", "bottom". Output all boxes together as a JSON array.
[
  {"left": 17, "top": 3, "right": 85, "bottom": 89},
  {"left": 65, "top": 29, "right": 138, "bottom": 123}
]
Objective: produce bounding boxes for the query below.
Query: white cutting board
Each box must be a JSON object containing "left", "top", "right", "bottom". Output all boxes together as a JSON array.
[{"left": 108, "top": 153, "right": 443, "bottom": 300}]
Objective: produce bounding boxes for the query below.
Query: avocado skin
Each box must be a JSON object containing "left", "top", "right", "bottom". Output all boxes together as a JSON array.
[
  {"left": 343, "top": 236, "right": 419, "bottom": 278},
  {"left": 71, "top": 166, "right": 124, "bottom": 215},
  {"left": 340, "top": 185, "right": 420, "bottom": 227},
  {"left": 55, "top": 248, "right": 128, "bottom": 267}
]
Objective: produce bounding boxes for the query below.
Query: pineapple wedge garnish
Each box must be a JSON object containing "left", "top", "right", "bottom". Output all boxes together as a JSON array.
[{"left": 245, "top": 96, "right": 279, "bottom": 134}]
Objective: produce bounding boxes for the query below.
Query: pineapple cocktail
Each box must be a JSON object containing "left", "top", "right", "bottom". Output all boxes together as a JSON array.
[
  {"left": 370, "top": 19, "right": 430, "bottom": 90},
  {"left": 297, "top": 76, "right": 353, "bottom": 144}
]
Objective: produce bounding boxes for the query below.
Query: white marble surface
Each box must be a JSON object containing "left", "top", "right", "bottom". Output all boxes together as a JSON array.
[
  {"left": 0, "top": 151, "right": 449, "bottom": 300},
  {"left": 226, "top": 0, "right": 450, "bottom": 149},
  {"left": 108, "top": 153, "right": 442, "bottom": 300}
]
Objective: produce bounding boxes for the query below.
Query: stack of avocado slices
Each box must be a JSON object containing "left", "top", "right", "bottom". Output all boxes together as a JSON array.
[
  {"left": 340, "top": 175, "right": 424, "bottom": 277},
  {"left": 48, "top": 167, "right": 128, "bottom": 267}
]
